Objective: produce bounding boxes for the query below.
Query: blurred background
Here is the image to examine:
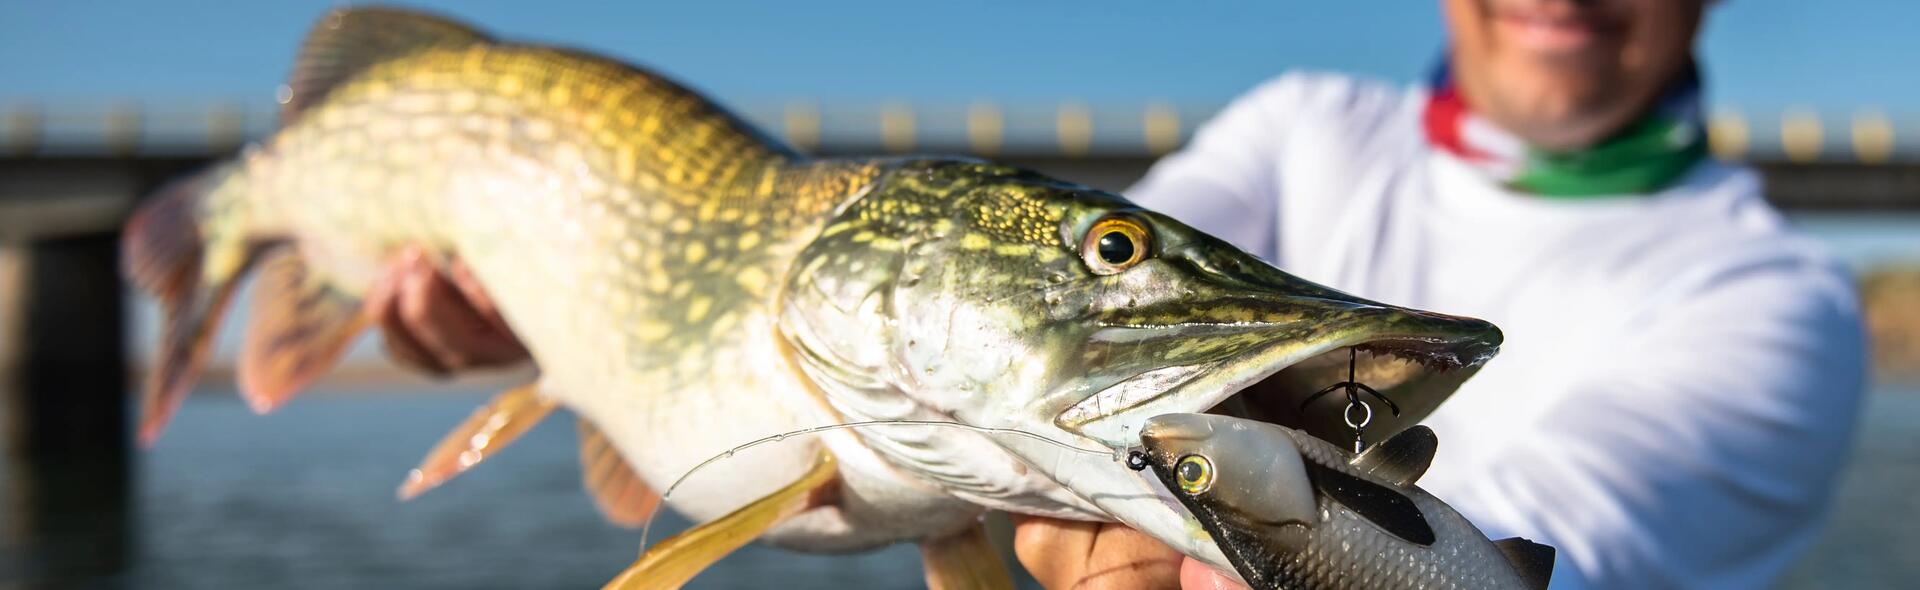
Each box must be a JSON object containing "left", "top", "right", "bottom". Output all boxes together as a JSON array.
[{"left": 2, "top": 1, "right": 1916, "bottom": 588}]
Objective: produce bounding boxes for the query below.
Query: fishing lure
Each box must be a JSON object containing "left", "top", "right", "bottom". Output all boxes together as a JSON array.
[
  {"left": 1301, "top": 348, "right": 1402, "bottom": 452},
  {"left": 1134, "top": 414, "right": 1554, "bottom": 590}
]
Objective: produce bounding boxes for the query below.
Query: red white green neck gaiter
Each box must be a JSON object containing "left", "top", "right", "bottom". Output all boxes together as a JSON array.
[{"left": 1423, "top": 62, "right": 1708, "bottom": 198}]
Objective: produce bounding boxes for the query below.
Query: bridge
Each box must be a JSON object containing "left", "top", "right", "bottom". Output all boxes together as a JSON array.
[{"left": 3, "top": 100, "right": 1917, "bottom": 237}]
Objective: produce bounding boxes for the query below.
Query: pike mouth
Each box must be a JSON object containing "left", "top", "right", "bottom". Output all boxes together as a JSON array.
[{"left": 1057, "top": 325, "right": 1500, "bottom": 448}]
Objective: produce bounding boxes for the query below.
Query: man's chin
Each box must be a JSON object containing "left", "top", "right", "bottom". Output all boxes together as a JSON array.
[{"left": 1483, "top": 83, "right": 1631, "bottom": 150}]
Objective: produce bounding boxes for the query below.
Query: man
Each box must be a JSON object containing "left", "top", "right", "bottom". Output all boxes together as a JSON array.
[
  {"left": 375, "top": 1, "right": 1866, "bottom": 587},
  {"left": 1016, "top": 1, "right": 1865, "bottom": 588}
]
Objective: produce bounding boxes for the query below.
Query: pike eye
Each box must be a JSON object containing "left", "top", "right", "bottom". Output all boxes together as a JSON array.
[
  {"left": 1175, "top": 454, "right": 1213, "bottom": 494},
  {"left": 1081, "top": 217, "right": 1152, "bottom": 274},
  {"left": 1098, "top": 234, "right": 1134, "bottom": 263}
]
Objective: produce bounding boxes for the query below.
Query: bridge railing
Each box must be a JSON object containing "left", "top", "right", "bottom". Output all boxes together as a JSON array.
[{"left": 2, "top": 100, "right": 1911, "bottom": 163}]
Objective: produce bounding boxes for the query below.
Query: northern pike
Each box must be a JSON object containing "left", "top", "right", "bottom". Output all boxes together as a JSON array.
[
  {"left": 122, "top": 7, "right": 1504, "bottom": 587},
  {"left": 1136, "top": 413, "right": 1554, "bottom": 590}
]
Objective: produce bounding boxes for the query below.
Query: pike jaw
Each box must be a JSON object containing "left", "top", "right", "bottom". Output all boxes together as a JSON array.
[{"left": 777, "top": 161, "right": 1501, "bottom": 566}]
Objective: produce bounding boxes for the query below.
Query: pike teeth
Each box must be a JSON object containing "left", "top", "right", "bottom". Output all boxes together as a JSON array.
[{"left": 1059, "top": 364, "right": 1214, "bottom": 427}]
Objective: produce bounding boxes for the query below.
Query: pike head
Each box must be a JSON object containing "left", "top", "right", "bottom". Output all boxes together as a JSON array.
[{"left": 776, "top": 160, "right": 1500, "bottom": 562}]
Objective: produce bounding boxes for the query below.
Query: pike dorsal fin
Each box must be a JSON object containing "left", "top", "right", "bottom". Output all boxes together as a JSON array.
[
  {"left": 284, "top": 7, "right": 492, "bottom": 122},
  {"left": 1493, "top": 537, "right": 1556, "bottom": 590},
  {"left": 578, "top": 418, "right": 661, "bottom": 527},
  {"left": 1350, "top": 425, "right": 1438, "bottom": 487}
]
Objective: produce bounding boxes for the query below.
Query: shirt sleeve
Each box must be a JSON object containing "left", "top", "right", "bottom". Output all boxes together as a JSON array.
[
  {"left": 1125, "top": 76, "right": 1305, "bottom": 259},
  {"left": 1446, "top": 256, "right": 1867, "bottom": 589}
]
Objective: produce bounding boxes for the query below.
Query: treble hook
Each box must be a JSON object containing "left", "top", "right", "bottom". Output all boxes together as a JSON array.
[{"left": 1299, "top": 348, "right": 1401, "bottom": 416}]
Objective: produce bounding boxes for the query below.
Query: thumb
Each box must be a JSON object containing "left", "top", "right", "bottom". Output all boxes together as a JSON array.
[{"left": 1180, "top": 557, "right": 1251, "bottom": 590}]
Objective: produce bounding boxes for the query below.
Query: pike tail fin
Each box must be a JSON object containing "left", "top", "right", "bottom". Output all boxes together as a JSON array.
[{"left": 122, "top": 164, "right": 256, "bottom": 446}]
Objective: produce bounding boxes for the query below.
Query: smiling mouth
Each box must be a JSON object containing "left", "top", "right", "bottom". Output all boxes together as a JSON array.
[
  {"left": 1491, "top": 6, "right": 1625, "bottom": 55},
  {"left": 1056, "top": 328, "right": 1500, "bottom": 447}
]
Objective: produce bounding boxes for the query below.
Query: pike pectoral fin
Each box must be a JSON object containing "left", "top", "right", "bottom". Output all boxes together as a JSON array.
[
  {"left": 238, "top": 250, "right": 370, "bottom": 413},
  {"left": 396, "top": 383, "right": 555, "bottom": 500},
  {"left": 579, "top": 418, "right": 661, "bottom": 527},
  {"left": 603, "top": 449, "right": 838, "bottom": 590},
  {"left": 920, "top": 522, "right": 1013, "bottom": 590}
]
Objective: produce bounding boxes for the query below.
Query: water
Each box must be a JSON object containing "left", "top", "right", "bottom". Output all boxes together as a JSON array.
[
  {"left": 112, "top": 390, "right": 945, "bottom": 589},
  {"left": 6, "top": 387, "right": 1913, "bottom": 588},
  {"left": 1778, "top": 387, "right": 1920, "bottom": 588},
  {"left": 1787, "top": 212, "right": 1920, "bottom": 270}
]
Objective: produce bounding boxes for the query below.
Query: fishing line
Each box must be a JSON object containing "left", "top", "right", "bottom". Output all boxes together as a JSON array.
[{"left": 636, "top": 419, "right": 1115, "bottom": 552}]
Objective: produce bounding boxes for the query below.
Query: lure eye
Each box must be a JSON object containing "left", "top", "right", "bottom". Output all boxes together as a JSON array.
[
  {"left": 1081, "top": 216, "right": 1152, "bottom": 274},
  {"left": 1175, "top": 454, "right": 1214, "bottom": 494}
]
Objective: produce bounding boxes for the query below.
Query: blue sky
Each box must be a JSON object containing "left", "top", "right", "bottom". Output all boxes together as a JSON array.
[{"left": 0, "top": 1, "right": 1912, "bottom": 118}]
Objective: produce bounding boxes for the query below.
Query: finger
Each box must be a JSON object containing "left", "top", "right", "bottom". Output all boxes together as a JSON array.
[
  {"left": 370, "top": 247, "right": 528, "bottom": 372},
  {"left": 1012, "top": 515, "right": 1100, "bottom": 586},
  {"left": 372, "top": 253, "right": 449, "bottom": 375},
  {"left": 444, "top": 259, "right": 512, "bottom": 334},
  {"left": 1179, "top": 558, "right": 1251, "bottom": 590},
  {"left": 1012, "top": 517, "right": 1182, "bottom": 590},
  {"left": 440, "top": 259, "right": 529, "bottom": 365},
  {"left": 395, "top": 256, "right": 478, "bottom": 369},
  {"left": 1081, "top": 524, "right": 1183, "bottom": 589},
  {"left": 399, "top": 257, "right": 530, "bottom": 370}
]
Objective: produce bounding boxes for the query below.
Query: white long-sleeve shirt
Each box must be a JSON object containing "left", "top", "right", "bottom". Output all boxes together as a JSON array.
[{"left": 1126, "top": 72, "right": 1868, "bottom": 589}]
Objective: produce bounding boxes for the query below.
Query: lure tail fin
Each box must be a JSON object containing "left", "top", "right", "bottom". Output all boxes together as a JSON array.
[
  {"left": 122, "top": 164, "right": 255, "bottom": 447},
  {"left": 1493, "top": 537, "right": 1555, "bottom": 590}
]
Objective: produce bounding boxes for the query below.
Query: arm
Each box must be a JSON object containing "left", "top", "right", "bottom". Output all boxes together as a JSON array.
[{"left": 1444, "top": 261, "right": 1866, "bottom": 589}]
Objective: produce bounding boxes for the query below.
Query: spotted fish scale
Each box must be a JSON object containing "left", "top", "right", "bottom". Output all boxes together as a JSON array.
[
  {"left": 265, "top": 42, "right": 915, "bottom": 532},
  {"left": 142, "top": 8, "right": 994, "bottom": 547}
]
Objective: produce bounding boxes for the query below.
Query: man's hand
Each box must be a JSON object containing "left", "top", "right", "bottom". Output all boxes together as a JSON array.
[
  {"left": 365, "top": 247, "right": 529, "bottom": 374},
  {"left": 1012, "top": 515, "right": 1250, "bottom": 590}
]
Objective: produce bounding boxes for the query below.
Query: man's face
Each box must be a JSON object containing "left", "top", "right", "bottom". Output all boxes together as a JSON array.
[{"left": 1444, "top": 0, "right": 1706, "bottom": 150}]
